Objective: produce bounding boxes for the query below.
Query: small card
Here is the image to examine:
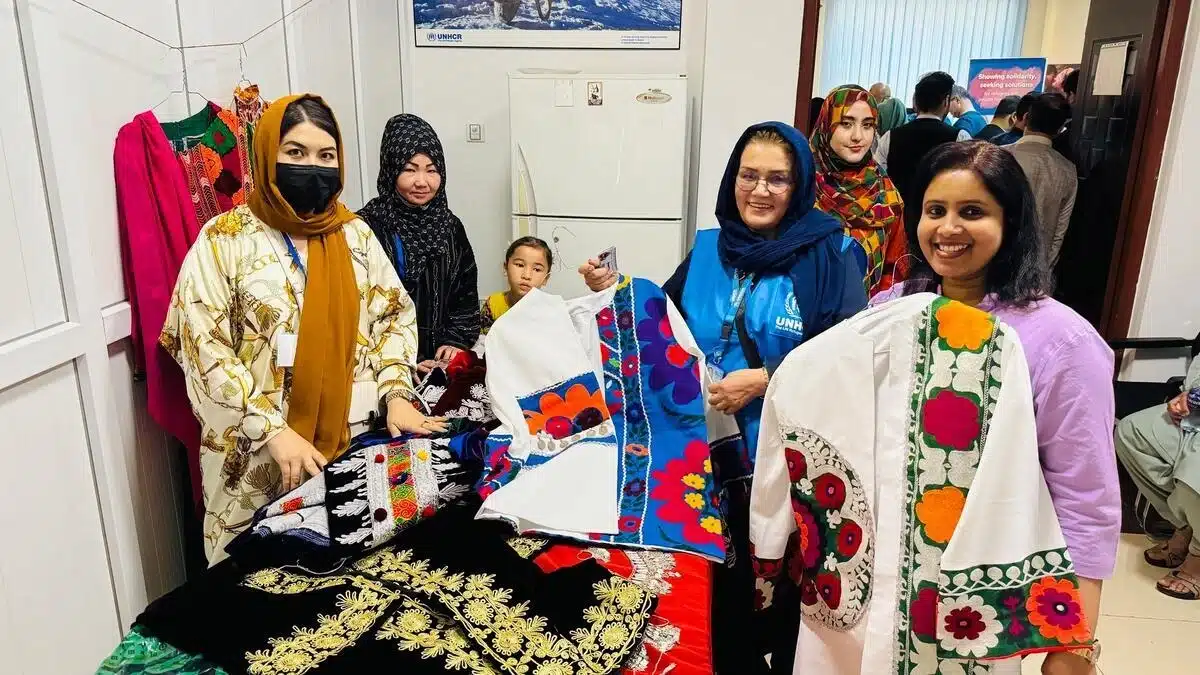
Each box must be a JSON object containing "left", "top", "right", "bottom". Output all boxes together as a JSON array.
[
  {"left": 277, "top": 333, "right": 298, "bottom": 367},
  {"left": 598, "top": 246, "right": 618, "bottom": 273}
]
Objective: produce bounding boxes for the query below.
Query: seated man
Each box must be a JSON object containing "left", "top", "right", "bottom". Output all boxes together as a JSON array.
[{"left": 1115, "top": 357, "right": 1200, "bottom": 600}]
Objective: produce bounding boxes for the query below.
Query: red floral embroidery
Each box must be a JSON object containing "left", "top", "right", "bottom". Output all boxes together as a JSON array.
[
  {"left": 281, "top": 497, "right": 304, "bottom": 514},
  {"left": 791, "top": 499, "right": 824, "bottom": 570},
  {"left": 813, "top": 473, "right": 847, "bottom": 510},
  {"left": 815, "top": 572, "right": 842, "bottom": 609},
  {"left": 649, "top": 440, "right": 724, "bottom": 547},
  {"left": 1026, "top": 578, "right": 1090, "bottom": 644},
  {"left": 944, "top": 603, "right": 987, "bottom": 640},
  {"left": 597, "top": 307, "right": 615, "bottom": 326},
  {"left": 786, "top": 447, "right": 807, "bottom": 482},
  {"left": 910, "top": 586, "right": 939, "bottom": 639},
  {"left": 800, "top": 577, "right": 819, "bottom": 606},
  {"left": 922, "top": 389, "right": 981, "bottom": 450},
  {"left": 836, "top": 521, "right": 863, "bottom": 557}
]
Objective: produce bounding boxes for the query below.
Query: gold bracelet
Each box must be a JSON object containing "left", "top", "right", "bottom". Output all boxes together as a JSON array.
[{"left": 384, "top": 390, "right": 412, "bottom": 404}]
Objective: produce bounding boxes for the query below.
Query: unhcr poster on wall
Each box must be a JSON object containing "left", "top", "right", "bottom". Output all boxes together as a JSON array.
[
  {"left": 966, "top": 57, "right": 1048, "bottom": 115},
  {"left": 413, "top": 0, "right": 683, "bottom": 49}
]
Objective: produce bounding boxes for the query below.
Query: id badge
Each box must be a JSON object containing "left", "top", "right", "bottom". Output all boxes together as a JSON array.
[
  {"left": 706, "top": 361, "right": 726, "bottom": 384},
  {"left": 277, "top": 333, "right": 298, "bottom": 367}
]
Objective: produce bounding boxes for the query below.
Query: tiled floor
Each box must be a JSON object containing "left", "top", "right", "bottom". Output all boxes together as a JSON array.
[{"left": 1021, "top": 534, "right": 1200, "bottom": 673}]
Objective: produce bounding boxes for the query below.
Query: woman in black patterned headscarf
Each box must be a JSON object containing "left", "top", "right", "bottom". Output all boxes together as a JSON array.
[{"left": 359, "top": 114, "right": 480, "bottom": 368}]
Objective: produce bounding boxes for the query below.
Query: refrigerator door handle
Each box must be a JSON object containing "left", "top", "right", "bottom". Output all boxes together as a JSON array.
[{"left": 513, "top": 143, "right": 537, "bottom": 217}]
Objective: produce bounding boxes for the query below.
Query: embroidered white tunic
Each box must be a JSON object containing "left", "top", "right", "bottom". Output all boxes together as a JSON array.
[
  {"left": 750, "top": 293, "right": 1093, "bottom": 674},
  {"left": 476, "top": 277, "right": 731, "bottom": 561}
]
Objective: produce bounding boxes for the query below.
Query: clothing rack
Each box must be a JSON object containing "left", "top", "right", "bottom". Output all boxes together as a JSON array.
[{"left": 68, "top": 0, "right": 317, "bottom": 114}]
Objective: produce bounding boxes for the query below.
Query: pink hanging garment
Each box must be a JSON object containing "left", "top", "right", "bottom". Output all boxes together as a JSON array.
[{"left": 114, "top": 111, "right": 203, "bottom": 506}]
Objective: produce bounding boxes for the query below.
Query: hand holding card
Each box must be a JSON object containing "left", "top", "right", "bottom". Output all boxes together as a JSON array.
[{"left": 597, "top": 246, "right": 618, "bottom": 274}]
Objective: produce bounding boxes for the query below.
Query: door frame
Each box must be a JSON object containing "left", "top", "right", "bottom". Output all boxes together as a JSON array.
[
  {"left": 792, "top": 0, "right": 822, "bottom": 132},
  {"left": 1100, "top": 0, "right": 1192, "bottom": 338},
  {"left": 791, "top": 0, "right": 1192, "bottom": 340}
]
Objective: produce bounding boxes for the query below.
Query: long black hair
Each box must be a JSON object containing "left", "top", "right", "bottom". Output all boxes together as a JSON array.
[
  {"left": 280, "top": 96, "right": 340, "bottom": 143},
  {"left": 902, "top": 141, "right": 1050, "bottom": 306}
]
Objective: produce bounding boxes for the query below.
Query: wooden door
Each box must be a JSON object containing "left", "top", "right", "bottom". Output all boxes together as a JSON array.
[{"left": 1054, "top": 0, "right": 1179, "bottom": 333}]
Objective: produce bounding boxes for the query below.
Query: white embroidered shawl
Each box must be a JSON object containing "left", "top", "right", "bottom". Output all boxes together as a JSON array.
[{"left": 750, "top": 293, "right": 1093, "bottom": 674}]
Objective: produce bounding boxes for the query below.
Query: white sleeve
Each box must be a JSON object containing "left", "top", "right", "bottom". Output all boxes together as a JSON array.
[
  {"left": 749, "top": 376, "right": 795, "bottom": 560},
  {"left": 874, "top": 130, "right": 891, "bottom": 170},
  {"left": 957, "top": 129, "right": 972, "bottom": 142}
]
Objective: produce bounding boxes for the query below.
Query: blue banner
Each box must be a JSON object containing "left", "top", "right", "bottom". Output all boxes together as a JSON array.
[{"left": 966, "top": 57, "right": 1048, "bottom": 114}]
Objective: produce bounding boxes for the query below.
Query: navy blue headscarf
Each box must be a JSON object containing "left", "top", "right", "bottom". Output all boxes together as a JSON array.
[{"left": 716, "top": 121, "right": 851, "bottom": 336}]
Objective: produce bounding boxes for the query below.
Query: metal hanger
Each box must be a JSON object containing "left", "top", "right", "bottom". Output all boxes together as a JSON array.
[{"left": 236, "top": 44, "right": 253, "bottom": 89}]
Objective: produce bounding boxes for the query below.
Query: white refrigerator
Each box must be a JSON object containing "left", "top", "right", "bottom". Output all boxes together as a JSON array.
[{"left": 509, "top": 72, "right": 688, "bottom": 297}]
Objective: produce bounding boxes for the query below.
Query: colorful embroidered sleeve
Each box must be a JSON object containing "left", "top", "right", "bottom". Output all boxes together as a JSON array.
[
  {"left": 359, "top": 226, "right": 417, "bottom": 401},
  {"left": 161, "top": 224, "right": 287, "bottom": 452}
]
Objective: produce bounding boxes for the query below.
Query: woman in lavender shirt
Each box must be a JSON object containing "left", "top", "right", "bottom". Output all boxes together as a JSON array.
[{"left": 873, "top": 142, "right": 1120, "bottom": 675}]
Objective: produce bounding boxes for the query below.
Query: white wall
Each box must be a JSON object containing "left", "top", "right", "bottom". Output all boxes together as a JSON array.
[
  {"left": 397, "top": 0, "right": 708, "bottom": 292},
  {"left": 1123, "top": 3, "right": 1200, "bottom": 383},
  {"left": 1023, "top": 0, "right": 1091, "bottom": 62},
  {"left": 694, "top": 0, "right": 806, "bottom": 232}
]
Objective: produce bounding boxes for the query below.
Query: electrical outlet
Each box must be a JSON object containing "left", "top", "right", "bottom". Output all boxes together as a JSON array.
[{"left": 467, "top": 123, "right": 484, "bottom": 143}]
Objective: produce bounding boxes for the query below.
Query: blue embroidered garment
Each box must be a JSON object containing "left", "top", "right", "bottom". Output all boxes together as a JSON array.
[{"left": 477, "top": 276, "right": 726, "bottom": 561}]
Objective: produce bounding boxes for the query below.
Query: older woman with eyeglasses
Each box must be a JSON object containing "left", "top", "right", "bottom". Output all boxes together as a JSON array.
[{"left": 579, "top": 121, "right": 866, "bottom": 673}]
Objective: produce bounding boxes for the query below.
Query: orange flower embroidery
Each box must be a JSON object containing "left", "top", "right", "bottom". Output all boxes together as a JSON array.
[
  {"left": 914, "top": 486, "right": 966, "bottom": 544},
  {"left": 523, "top": 382, "right": 609, "bottom": 437},
  {"left": 194, "top": 143, "right": 223, "bottom": 182},
  {"left": 935, "top": 301, "right": 995, "bottom": 351},
  {"left": 1026, "top": 577, "right": 1091, "bottom": 644}
]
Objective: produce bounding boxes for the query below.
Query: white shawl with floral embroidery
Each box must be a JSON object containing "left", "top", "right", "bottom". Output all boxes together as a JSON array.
[{"left": 750, "top": 293, "right": 1094, "bottom": 674}]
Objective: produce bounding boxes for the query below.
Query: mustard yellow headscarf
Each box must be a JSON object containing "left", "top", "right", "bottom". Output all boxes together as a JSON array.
[{"left": 248, "top": 94, "right": 359, "bottom": 461}]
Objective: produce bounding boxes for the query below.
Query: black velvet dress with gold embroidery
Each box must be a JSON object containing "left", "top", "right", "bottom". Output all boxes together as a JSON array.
[{"left": 134, "top": 504, "right": 654, "bottom": 674}]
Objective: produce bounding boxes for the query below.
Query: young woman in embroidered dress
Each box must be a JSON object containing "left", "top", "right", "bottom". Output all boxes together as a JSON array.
[
  {"left": 479, "top": 236, "right": 553, "bottom": 336},
  {"left": 810, "top": 84, "right": 907, "bottom": 297},
  {"left": 162, "top": 95, "right": 445, "bottom": 564},
  {"left": 873, "top": 141, "right": 1120, "bottom": 674},
  {"left": 580, "top": 122, "right": 867, "bottom": 673}
]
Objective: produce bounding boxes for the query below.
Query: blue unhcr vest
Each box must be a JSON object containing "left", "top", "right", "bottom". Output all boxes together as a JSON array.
[{"left": 681, "top": 228, "right": 855, "bottom": 475}]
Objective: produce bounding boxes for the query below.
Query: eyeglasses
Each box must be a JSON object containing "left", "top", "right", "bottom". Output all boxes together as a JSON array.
[{"left": 735, "top": 170, "right": 793, "bottom": 195}]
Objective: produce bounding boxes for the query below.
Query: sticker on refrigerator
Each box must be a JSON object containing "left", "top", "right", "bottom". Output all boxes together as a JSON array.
[
  {"left": 635, "top": 88, "right": 672, "bottom": 104},
  {"left": 587, "top": 81, "right": 603, "bottom": 106}
]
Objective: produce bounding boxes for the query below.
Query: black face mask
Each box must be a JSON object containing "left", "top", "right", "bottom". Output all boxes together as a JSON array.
[{"left": 275, "top": 163, "right": 341, "bottom": 215}]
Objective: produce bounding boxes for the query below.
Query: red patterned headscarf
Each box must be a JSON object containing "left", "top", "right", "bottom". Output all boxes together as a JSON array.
[{"left": 810, "top": 85, "right": 907, "bottom": 295}]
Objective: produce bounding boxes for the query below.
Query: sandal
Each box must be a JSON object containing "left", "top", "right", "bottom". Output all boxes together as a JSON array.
[
  {"left": 1156, "top": 570, "right": 1200, "bottom": 600},
  {"left": 1144, "top": 542, "right": 1188, "bottom": 569}
]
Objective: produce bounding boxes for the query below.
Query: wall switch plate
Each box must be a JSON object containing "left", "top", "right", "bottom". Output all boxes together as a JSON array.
[{"left": 467, "top": 123, "right": 484, "bottom": 143}]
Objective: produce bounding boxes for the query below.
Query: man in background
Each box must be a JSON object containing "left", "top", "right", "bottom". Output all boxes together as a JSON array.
[
  {"left": 1054, "top": 69, "right": 1080, "bottom": 161},
  {"left": 1004, "top": 93, "right": 1077, "bottom": 264},
  {"left": 949, "top": 85, "right": 987, "bottom": 137},
  {"left": 869, "top": 82, "right": 892, "bottom": 102},
  {"left": 976, "top": 95, "right": 1021, "bottom": 142},
  {"left": 990, "top": 91, "right": 1039, "bottom": 146},
  {"left": 875, "top": 71, "right": 969, "bottom": 205}
]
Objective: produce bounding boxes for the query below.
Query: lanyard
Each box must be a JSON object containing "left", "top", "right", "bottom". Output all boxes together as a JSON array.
[
  {"left": 710, "top": 272, "right": 756, "bottom": 367},
  {"left": 282, "top": 234, "right": 306, "bottom": 278}
]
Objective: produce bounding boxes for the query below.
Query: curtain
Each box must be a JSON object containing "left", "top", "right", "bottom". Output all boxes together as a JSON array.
[{"left": 817, "top": 0, "right": 1028, "bottom": 110}]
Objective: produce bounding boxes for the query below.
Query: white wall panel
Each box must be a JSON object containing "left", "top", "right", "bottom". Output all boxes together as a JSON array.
[
  {"left": 0, "top": 363, "right": 120, "bottom": 672},
  {"left": 103, "top": 340, "right": 187, "bottom": 615},
  {"left": 285, "top": 0, "right": 364, "bottom": 208},
  {"left": 24, "top": 0, "right": 179, "bottom": 309},
  {"left": 352, "top": 0, "right": 405, "bottom": 203},
  {"left": 0, "top": 1, "right": 66, "bottom": 344}
]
